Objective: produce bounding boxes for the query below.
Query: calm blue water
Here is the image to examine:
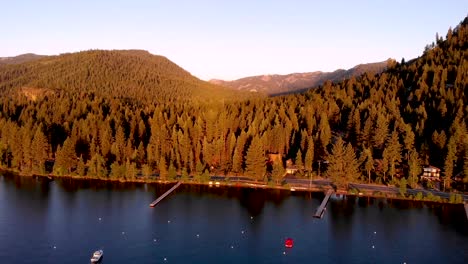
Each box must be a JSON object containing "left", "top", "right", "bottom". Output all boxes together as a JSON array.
[{"left": 0, "top": 173, "right": 466, "bottom": 263}]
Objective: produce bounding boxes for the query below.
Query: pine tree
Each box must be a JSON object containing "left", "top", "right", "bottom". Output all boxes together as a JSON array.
[
  {"left": 245, "top": 136, "right": 266, "bottom": 181},
  {"left": 372, "top": 113, "right": 388, "bottom": 150},
  {"left": 344, "top": 142, "right": 361, "bottom": 186},
  {"left": 87, "top": 152, "right": 107, "bottom": 178},
  {"left": 232, "top": 146, "right": 243, "bottom": 174},
  {"left": 319, "top": 113, "right": 331, "bottom": 152},
  {"left": 112, "top": 126, "right": 126, "bottom": 163},
  {"left": 110, "top": 161, "right": 125, "bottom": 179},
  {"left": 463, "top": 141, "right": 468, "bottom": 183},
  {"left": 135, "top": 142, "right": 145, "bottom": 165},
  {"left": 10, "top": 127, "right": 23, "bottom": 170},
  {"left": 443, "top": 138, "right": 456, "bottom": 191},
  {"left": 181, "top": 167, "right": 189, "bottom": 182},
  {"left": 381, "top": 149, "right": 389, "bottom": 183},
  {"left": 21, "top": 129, "right": 32, "bottom": 173},
  {"left": 125, "top": 160, "right": 137, "bottom": 180},
  {"left": 304, "top": 139, "right": 314, "bottom": 172},
  {"left": 361, "top": 147, "right": 374, "bottom": 183},
  {"left": 194, "top": 160, "right": 204, "bottom": 182},
  {"left": 31, "top": 127, "right": 49, "bottom": 174},
  {"left": 385, "top": 131, "right": 402, "bottom": 181},
  {"left": 100, "top": 122, "right": 113, "bottom": 158},
  {"left": 60, "top": 138, "right": 77, "bottom": 174},
  {"left": 271, "top": 161, "right": 285, "bottom": 185},
  {"left": 159, "top": 156, "right": 168, "bottom": 181},
  {"left": 142, "top": 164, "right": 152, "bottom": 178},
  {"left": 326, "top": 138, "right": 360, "bottom": 188},
  {"left": 168, "top": 162, "right": 177, "bottom": 180},
  {"left": 408, "top": 150, "right": 421, "bottom": 188},
  {"left": 76, "top": 156, "right": 86, "bottom": 176},
  {"left": 53, "top": 146, "right": 65, "bottom": 175},
  {"left": 295, "top": 149, "right": 303, "bottom": 169},
  {"left": 403, "top": 124, "right": 415, "bottom": 161}
]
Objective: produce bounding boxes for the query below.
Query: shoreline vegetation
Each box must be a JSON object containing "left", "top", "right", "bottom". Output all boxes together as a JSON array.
[
  {"left": 0, "top": 18, "right": 467, "bottom": 208},
  {"left": 1, "top": 167, "right": 465, "bottom": 205}
]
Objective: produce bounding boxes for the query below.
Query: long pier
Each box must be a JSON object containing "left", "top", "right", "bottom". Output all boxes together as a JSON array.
[
  {"left": 314, "top": 189, "right": 334, "bottom": 218},
  {"left": 149, "top": 181, "right": 181, "bottom": 207}
]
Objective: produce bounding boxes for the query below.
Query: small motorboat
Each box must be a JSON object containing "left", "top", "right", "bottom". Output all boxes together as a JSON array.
[
  {"left": 285, "top": 238, "right": 294, "bottom": 248},
  {"left": 90, "top": 249, "right": 103, "bottom": 263}
]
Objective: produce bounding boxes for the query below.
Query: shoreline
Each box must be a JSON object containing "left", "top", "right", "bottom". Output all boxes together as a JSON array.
[{"left": 0, "top": 168, "right": 465, "bottom": 205}]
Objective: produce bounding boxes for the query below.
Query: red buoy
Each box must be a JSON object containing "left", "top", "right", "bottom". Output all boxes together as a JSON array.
[{"left": 285, "top": 238, "right": 294, "bottom": 248}]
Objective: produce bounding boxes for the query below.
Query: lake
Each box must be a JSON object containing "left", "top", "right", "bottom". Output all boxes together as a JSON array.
[{"left": 0, "top": 173, "right": 466, "bottom": 263}]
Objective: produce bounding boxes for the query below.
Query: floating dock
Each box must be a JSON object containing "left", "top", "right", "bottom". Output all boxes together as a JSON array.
[
  {"left": 314, "top": 189, "right": 334, "bottom": 218},
  {"left": 149, "top": 181, "right": 181, "bottom": 207}
]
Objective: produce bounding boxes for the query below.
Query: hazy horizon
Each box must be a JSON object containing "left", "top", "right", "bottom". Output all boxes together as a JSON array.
[{"left": 1, "top": 0, "right": 466, "bottom": 81}]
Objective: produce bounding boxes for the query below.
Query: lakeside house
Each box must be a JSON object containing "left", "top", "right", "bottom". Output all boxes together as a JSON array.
[
  {"left": 285, "top": 159, "right": 300, "bottom": 175},
  {"left": 285, "top": 165, "right": 299, "bottom": 175},
  {"left": 421, "top": 165, "right": 441, "bottom": 181}
]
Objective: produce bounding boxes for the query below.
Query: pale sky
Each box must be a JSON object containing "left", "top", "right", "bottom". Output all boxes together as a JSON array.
[{"left": 1, "top": 0, "right": 466, "bottom": 80}]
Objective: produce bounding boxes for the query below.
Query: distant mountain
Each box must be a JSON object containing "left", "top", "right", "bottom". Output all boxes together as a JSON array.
[
  {"left": 0, "top": 53, "right": 46, "bottom": 65},
  {"left": 211, "top": 60, "right": 390, "bottom": 95},
  {"left": 0, "top": 50, "right": 254, "bottom": 102}
]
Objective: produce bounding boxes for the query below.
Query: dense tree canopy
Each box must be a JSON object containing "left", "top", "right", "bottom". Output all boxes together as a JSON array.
[{"left": 0, "top": 18, "right": 466, "bottom": 191}]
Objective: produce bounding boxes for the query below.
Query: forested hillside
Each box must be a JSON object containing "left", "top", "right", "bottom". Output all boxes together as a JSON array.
[
  {"left": 0, "top": 18, "right": 466, "bottom": 191},
  {"left": 0, "top": 50, "right": 250, "bottom": 103}
]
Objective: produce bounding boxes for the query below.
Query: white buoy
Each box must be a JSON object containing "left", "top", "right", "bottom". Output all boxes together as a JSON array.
[
  {"left": 250, "top": 216, "right": 253, "bottom": 219},
  {"left": 196, "top": 234, "right": 199, "bottom": 238},
  {"left": 154, "top": 238, "right": 157, "bottom": 242},
  {"left": 99, "top": 217, "right": 102, "bottom": 221},
  {"left": 122, "top": 231, "right": 125, "bottom": 235},
  {"left": 168, "top": 220, "right": 171, "bottom": 223},
  {"left": 241, "top": 230, "right": 245, "bottom": 234},
  {"left": 374, "top": 231, "right": 377, "bottom": 234},
  {"left": 53, "top": 246, "right": 56, "bottom": 249},
  {"left": 164, "top": 257, "right": 167, "bottom": 261},
  {"left": 372, "top": 245, "right": 375, "bottom": 249},
  {"left": 283, "top": 251, "right": 286, "bottom": 255}
]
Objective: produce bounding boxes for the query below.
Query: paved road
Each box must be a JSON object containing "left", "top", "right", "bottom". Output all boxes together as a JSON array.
[
  {"left": 349, "top": 183, "right": 468, "bottom": 201},
  {"left": 284, "top": 178, "right": 332, "bottom": 187},
  {"left": 190, "top": 175, "right": 468, "bottom": 202}
]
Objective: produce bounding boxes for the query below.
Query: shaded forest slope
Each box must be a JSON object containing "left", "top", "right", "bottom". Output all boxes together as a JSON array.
[{"left": 0, "top": 50, "right": 253, "bottom": 103}]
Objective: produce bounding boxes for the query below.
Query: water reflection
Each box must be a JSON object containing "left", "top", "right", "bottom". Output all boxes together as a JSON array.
[{"left": 1, "top": 172, "right": 467, "bottom": 264}]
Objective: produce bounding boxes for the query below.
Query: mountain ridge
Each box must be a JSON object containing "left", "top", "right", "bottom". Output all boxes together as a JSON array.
[
  {"left": 210, "top": 59, "right": 392, "bottom": 95},
  {"left": 0, "top": 53, "right": 46, "bottom": 65}
]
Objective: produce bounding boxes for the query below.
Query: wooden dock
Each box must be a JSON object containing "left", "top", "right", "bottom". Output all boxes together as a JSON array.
[
  {"left": 149, "top": 181, "right": 181, "bottom": 207},
  {"left": 314, "top": 189, "right": 334, "bottom": 218}
]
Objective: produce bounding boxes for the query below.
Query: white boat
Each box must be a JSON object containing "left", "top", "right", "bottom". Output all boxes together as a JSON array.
[{"left": 90, "top": 249, "right": 103, "bottom": 263}]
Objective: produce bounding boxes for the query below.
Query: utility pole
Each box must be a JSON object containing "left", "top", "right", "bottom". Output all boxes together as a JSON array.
[{"left": 318, "top": 160, "right": 322, "bottom": 178}]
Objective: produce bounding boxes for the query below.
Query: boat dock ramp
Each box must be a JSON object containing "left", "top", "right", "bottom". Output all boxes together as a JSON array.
[
  {"left": 314, "top": 189, "right": 334, "bottom": 218},
  {"left": 149, "top": 181, "right": 181, "bottom": 207}
]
